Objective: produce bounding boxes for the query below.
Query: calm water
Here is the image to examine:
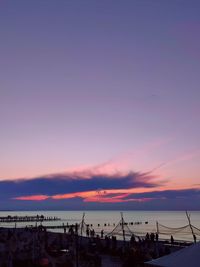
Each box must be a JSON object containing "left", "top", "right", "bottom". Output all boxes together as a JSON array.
[{"left": 0, "top": 210, "right": 200, "bottom": 242}]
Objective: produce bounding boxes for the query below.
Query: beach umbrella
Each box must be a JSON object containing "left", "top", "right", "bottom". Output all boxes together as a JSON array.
[{"left": 146, "top": 242, "right": 200, "bottom": 267}]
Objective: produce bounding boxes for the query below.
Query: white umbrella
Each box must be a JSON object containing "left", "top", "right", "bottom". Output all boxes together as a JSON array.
[{"left": 146, "top": 242, "right": 200, "bottom": 267}]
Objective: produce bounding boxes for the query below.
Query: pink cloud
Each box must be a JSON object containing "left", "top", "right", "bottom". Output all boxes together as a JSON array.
[
  {"left": 13, "top": 187, "right": 165, "bottom": 203},
  {"left": 64, "top": 137, "right": 173, "bottom": 176},
  {"left": 15, "top": 195, "right": 49, "bottom": 201},
  {"left": 155, "top": 149, "right": 200, "bottom": 171}
]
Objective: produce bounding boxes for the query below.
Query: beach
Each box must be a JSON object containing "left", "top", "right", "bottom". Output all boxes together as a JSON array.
[
  {"left": 0, "top": 211, "right": 199, "bottom": 242},
  {"left": 0, "top": 211, "right": 199, "bottom": 266},
  {"left": 0, "top": 222, "right": 189, "bottom": 267}
]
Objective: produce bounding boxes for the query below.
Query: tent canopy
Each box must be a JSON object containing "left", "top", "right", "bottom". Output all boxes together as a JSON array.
[{"left": 146, "top": 242, "right": 200, "bottom": 267}]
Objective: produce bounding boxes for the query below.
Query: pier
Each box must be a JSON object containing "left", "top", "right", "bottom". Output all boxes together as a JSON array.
[{"left": 0, "top": 215, "right": 61, "bottom": 223}]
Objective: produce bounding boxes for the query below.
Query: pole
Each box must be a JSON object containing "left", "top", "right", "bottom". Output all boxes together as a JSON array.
[
  {"left": 75, "top": 213, "right": 85, "bottom": 267},
  {"left": 186, "top": 211, "right": 196, "bottom": 243},
  {"left": 156, "top": 221, "right": 159, "bottom": 234},
  {"left": 75, "top": 233, "right": 79, "bottom": 267},
  {"left": 121, "top": 212, "right": 126, "bottom": 251},
  {"left": 80, "top": 212, "right": 85, "bottom": 247},
  {"left": 32, "top": 232, "right": 35, "bottom": 263},
  {"left": 80, "top": 212, "right": 85, "bottom": 238}
]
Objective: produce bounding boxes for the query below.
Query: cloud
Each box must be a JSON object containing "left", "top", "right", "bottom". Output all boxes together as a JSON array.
[
  {"left": 0, "top": 169, "right": 162, "bottom": 207},
  {"left": 0, "top": 170, "right": 158, "bottom": 198},
  {"left": 153, "top": 150, "right": 200, "bottom": 171},
  {"left": 15, "top": 195, "right": 49, "bottom": 201},
  {"left": 1, "top": 168, "right": 200, "bottom": 210},
  {"left": 65, "top": 137, "right": 173, "bottom": 176},
  {"left": 11, "top": 188, "right": 200, "bottom": 211},
  {"left": 128, "top": 188, "right": 200, "bottom": 200}
]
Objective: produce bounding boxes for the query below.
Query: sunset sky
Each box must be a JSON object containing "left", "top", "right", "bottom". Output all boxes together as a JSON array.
[{"left": 0, "top": 0, "right": 200, "bottom": 210}]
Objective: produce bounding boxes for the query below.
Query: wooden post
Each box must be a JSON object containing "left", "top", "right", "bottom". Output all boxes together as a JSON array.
[
  {"left": 75, "top": 228, "right": 79, "bottom": 267},
  {"left": 121, "top": 212, "right": 126, "bottom": 251},
  {"left": 80, "top": 212, "right": 85, "bottom": 238},
  {"left": 32, "top": 232, "right": 35, "bottom": 263},
  {"left": 80, "top": 212, "right": 85, "bottom": 248},
  {"left": 186, "top": 211, "right": 196, "bottom": 243},
  {"left": 156, "top": 221, "right": 159, "bottom": 234}
]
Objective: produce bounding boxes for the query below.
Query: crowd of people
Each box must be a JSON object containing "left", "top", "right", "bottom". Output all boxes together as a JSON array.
[{"left": 0, "top": 224, "right": 188, "bottom": 267}]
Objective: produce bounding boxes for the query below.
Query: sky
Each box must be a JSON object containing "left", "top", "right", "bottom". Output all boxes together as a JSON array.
[{"left": 0, "top": 0, "right": 200, "bottom": 210}]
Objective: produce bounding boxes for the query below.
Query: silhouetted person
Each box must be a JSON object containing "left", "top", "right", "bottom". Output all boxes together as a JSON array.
[
  {"left": 130, "top": 234, "right": 135, "bottom": 245},
  {"left": 105, "top": 236, "right": 110, "bottom": 250},
  {"left": 145, "top": 232, "right": 150, "bottom": 241},
  {"left": 112, "top": 236, "right": 117, "bottom": 250},
  {"left": 69, "top": 225, "right": 74, "bottom": 235},
  {"left": 91, "top": 229, "right": 95, "bottom": 237},
  {"left": 101, "top": 229, "right": 104, "bottom": 238},
  {"left": 86, "top": 226, "right": 89, "bottom": 237},
  {"left": 170, "top": 235, "right": 174, "bottom": 244},
  {"left": 150, "top": 232, "right": 155, "bottom": 242},
  {"left": 156, "top": 232, "right": 159, "bottom": 242},
  {"left": 75, "top": 223, "right": 78, "bottom": 234}
]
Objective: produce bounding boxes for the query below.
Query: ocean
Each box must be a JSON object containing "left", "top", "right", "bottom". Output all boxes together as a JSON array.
[{"left": 0, "top": 210, "right": 200, "bottom": 242}]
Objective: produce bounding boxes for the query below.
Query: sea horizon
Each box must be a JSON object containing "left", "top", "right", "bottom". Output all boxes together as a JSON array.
[
  {"left": 1, "top": 210, "right": 199, "bottom": 242},
  {"left": 1, "top": 209, "right": 200, "bottom": 211}
]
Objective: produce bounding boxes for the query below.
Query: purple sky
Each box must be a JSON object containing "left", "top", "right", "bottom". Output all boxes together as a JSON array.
[{"left": 0, "top": 1, "right": 200, "bottom": 209}]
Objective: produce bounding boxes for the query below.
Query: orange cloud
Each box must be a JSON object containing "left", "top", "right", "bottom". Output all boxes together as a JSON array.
[
  {"left": 15, "top": 195, "right": 49, "bottom": 201},
  {"left": 51, "top": 188, "right": 155, "bottom": 201},
  {"left": 52, "top": 190, "right": 97, "bottom": 200},
  {"left": 13, "top": 182, "right": 195, "bottom": 203},
  {"left": 13, "top": 186, "right": 166, "bottom": 203}
]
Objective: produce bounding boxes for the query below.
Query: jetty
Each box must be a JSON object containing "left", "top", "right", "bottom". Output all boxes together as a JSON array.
[{"left": 0, "top": 215, "right": 61, "bottom": 223}]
